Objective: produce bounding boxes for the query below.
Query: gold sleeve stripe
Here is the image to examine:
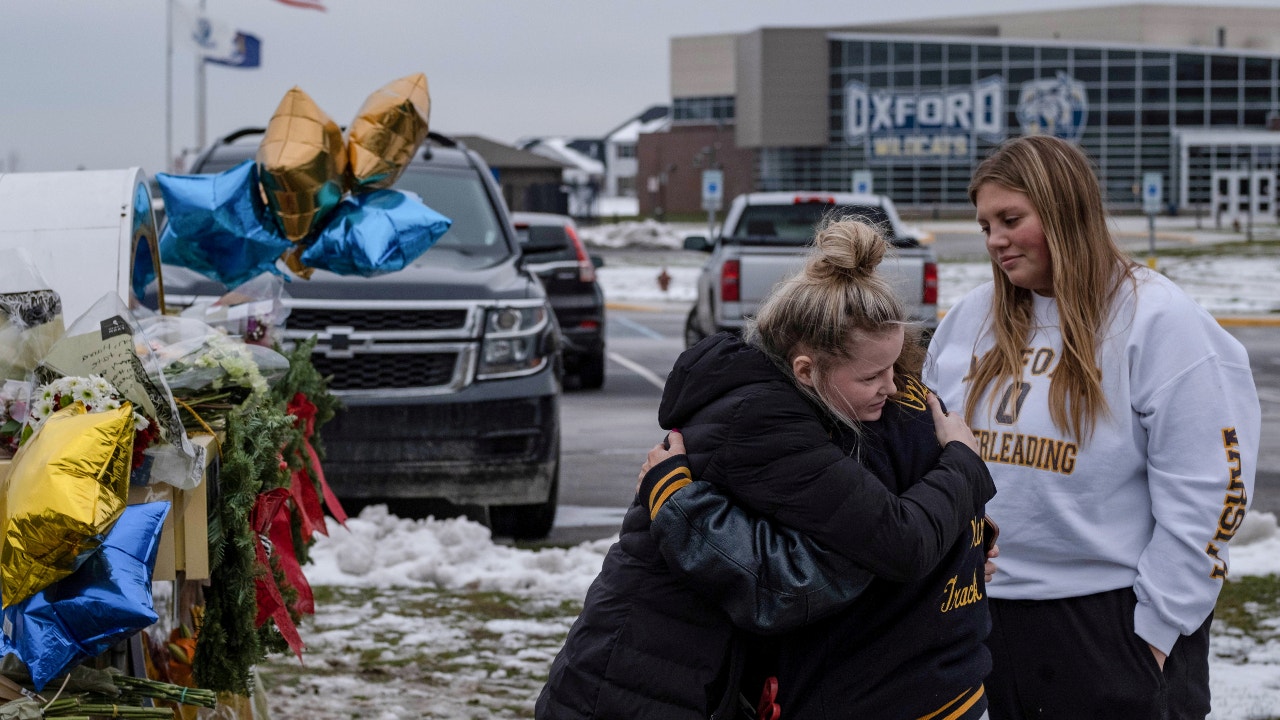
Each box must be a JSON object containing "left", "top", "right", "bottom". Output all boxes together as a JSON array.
[
  {"left": 647, "top": 466, "right": 690, "bottom": 508},
  {"left": 647, "top": 470, "right": 691, "bottom": 520},
  {"left": 915, "top": 685, "right": 985, "bottom": 720}
]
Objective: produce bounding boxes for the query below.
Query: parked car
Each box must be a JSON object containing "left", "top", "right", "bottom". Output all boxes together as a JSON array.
[
  {"left": 162, "top": 128, "right": 563, "bottom": 539},
  {"left": 683, "top": 191, "right": 938, "bottom": 347},
  {"left": 510, "top": 212, "right": 606, "bottom": 389}
]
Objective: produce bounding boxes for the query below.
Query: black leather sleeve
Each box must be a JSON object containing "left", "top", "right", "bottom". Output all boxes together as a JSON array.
[{"left": 648, "top": 480, "right": 875, "bottom": 635}]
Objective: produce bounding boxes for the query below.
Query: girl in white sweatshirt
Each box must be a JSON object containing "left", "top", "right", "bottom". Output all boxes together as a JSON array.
[{"left": 925, "top": 135, "right": 1260, "bottom": 720}]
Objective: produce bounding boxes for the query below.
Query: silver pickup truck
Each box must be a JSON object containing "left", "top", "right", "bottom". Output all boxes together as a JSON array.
[{"left": 683, "top": 191, "right": 938, "bottom": 347}]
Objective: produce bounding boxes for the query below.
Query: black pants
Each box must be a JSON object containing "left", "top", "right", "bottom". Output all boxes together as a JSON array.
[{"left": 985, "top": 588, "right": 1211, "bottom": 720}]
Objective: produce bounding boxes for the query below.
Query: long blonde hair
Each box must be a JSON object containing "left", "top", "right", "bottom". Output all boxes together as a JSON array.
[
  {"left": 964, "top": 135, "right": 1135, "bottom": 440},
  {"left": 745, "top": 217, "right": 923, "bottom": 428}
]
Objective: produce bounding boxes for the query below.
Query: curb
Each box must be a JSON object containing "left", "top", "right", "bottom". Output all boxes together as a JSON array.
[
  {"left": 1215, "top": 316, "right": 1280, "bottom": 327},
  {"left": 606, "top": 301, "right": 677, "bottom": 312}
]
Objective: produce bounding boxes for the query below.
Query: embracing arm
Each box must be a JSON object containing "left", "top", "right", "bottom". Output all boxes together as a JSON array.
[
  {"left": 721, "top": 391, "right": 995, "bottom": 581},
  {"left": 637, "top": 451, "right": 874, "bottom": 634}
]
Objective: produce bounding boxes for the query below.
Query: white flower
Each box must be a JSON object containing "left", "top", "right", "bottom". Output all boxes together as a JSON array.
[
  {"left": 77, "top": 385, "right": 100, "bottom": 405},
  {"left": 30, "top": 398, "right": 55, "bottom": 424}
]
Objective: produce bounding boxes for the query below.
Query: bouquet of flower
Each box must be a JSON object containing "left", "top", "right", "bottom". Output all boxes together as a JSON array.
[
  {"left": 138, "top": 316, "right": 289, "bottom": 432},
  {"left": 20, "top": 375, "right": 157, "bottom": 469}
]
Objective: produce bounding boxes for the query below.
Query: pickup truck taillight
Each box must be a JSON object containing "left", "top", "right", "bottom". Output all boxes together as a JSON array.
[
  {"left": 565, "top": 224, "right": 596, "bottom": 283},
  {"left": 721, "top": 259, "right": 741, "bottom": 302},
  {"left": 923, "top": 260, "right": 938, "bottom": 305}
]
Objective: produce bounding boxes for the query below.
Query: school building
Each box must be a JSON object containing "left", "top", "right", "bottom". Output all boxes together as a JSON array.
[{"left": 638, "top": 3, "right": 1280, "bottom": 224}]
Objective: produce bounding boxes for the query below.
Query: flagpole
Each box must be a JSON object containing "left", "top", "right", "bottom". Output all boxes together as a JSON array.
[
  {"left": 196, "top": 0, "right": 207, "bottom": 153},
  {"left": 165, "top": 0, "right": 173, "bottom": 172}
]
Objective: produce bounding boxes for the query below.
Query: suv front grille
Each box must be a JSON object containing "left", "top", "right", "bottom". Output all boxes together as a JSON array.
[
  {"left": 289, "top": 307, "right": 468, "bottom": 332},
  {"left": 310, "top": 352, "right": 459, "bottom": 390}
]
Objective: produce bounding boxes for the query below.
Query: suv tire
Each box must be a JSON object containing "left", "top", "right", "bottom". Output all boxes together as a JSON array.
[
  {"left": 489, "top": 443, "right": 560, "bottom": 539},
  {"left": 577, "top": 350, "right": 606, "bottom": 390}
]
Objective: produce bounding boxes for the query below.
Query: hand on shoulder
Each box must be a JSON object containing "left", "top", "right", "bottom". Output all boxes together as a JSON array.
[{"left": 927, "top": 393, "right": 980, "bottom": 455}]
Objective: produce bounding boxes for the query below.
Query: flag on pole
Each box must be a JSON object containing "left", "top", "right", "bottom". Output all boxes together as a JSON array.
[
  {"left": 172, "top": 2, "right": 237, "bottom": 57},
  {"left": 205, "top": 32, "right": 262, "bottom": 68},
  {"left": 171, "top": 2, "right": 261, "bottom": 68},
  {"left": 272, "top": 0, "right": 326, "bottom": 10}
]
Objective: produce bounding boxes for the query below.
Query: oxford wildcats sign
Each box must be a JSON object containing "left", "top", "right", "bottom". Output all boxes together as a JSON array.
[{"left": 844, "top": 73, "right": 1090, "bottom": 162}]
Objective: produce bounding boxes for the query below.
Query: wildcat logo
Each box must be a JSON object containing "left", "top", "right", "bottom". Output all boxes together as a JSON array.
[{"left": 1017, "top": 72, "right": 1089, "bottom": 142}]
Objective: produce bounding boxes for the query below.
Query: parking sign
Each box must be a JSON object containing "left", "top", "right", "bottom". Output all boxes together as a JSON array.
[
  {"left": 852, "top": 170, "right": 873, "bottom": 195},
  {"left": 1142, "top": 172, "right": 1163, "bottom": 215},
  {"left": 702, "top": 170, "right": 724, "bottom": 212}
]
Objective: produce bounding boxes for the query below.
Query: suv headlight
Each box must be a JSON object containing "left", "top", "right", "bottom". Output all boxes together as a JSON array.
[{"left": 478, "top": 301, "right": 554, "bottom": 379}]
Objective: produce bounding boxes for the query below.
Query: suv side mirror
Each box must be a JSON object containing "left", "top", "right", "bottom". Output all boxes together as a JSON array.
[
  {"left": 591, "top": 255, "right": 604, "bottom": 269},
  {"left": 683, "top": 235, "right": 713, "bottom": 253}
]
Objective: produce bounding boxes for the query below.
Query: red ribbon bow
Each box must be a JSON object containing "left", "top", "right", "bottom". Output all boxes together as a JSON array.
[
  {"left": 286, "top": 392, "right": 349, "bottom": 537},
  {"left": 251, "top": 487, "right": 305, "bottom": 659}
]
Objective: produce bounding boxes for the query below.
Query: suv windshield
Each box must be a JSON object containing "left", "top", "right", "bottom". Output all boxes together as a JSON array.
[
  {"left": 731, "top": 203, "right": 895, "bottom": 244},
  {"left": 396, "top": 165, "right": 510, "bottom": 262}
]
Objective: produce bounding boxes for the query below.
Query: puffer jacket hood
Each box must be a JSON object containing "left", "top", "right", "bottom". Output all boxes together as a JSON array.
[{"left": 660, "top": 332, "right": 793, "bottom": 429}]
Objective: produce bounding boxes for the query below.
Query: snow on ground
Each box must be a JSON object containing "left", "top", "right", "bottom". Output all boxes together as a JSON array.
[
  {"left": 256, "top": 222, "right": 1280, "bottom": 718},
  {"left": 262, "top": 508, "right": 1280, "bottom": 719}
]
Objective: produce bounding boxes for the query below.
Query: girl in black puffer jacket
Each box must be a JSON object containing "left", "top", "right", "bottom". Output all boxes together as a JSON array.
[{"left": 535, "top": 219, "right": 994, "bottom": 720}]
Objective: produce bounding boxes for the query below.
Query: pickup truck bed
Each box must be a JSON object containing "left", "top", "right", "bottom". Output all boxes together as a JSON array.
[{"left": 684, "top": 192, "right": 939, "bottom": 346}]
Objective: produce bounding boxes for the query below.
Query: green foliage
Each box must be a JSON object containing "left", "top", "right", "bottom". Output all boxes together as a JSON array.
[
  {"left": 193, "top": 398, "right": 293, "bottom": 695},
  {"left": 192, "top": 341, "right": 339, "bottom": 695}
]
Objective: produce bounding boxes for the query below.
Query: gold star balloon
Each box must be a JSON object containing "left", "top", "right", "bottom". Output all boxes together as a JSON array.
[
  {"left": 346, "top": 73, "right": 431, "bottom": 193},
  {"left": 256, "top": 86, "right": 348, "bottom": 242}
]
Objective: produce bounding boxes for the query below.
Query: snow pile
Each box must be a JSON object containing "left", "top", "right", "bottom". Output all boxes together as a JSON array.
[
  {"left": 308, "top": 507, "right": 1279, "bottom": 591},
  {"left": 305, "top": 505, "right": 612, "bottom": 599},
  {"left": 577, "top": 219, "right": 686, "bottom": 249}
]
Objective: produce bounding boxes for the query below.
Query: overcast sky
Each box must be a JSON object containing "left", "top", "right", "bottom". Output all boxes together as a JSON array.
[{"left": 0, "top": 0, "right": 1266, "bottom": 174}]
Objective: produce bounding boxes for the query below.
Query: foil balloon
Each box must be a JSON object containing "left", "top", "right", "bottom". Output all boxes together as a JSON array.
[
  {"left": 298, "top": 189, "right": 451, "bottom": 277},
  {"left": 157, "top": 161, "right": 293, "bottom": 288},
  {"left": 346, "top": 73, "right": 431, "bottom": 193},
  {"left": 3, "top": 502, "right": 170, "bottom": 690},
  {"left": 257, "top": 86, "right": 348, "bottom": 242},
  {"left": 0, "top": 403, "right": 134, "bottom": 608}
]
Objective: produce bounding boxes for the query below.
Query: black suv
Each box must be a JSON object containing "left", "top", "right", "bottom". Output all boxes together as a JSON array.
[
  {"left": 164, "top": 129, "right": 563, "bottom": 538},
  {"left": 510, "top": 212, "right": 606, "bottom": 389}
]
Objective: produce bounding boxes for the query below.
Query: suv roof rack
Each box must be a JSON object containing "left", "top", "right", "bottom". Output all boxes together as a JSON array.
[
  {"left": 219, "top": 127, "right": 267, "bottom": 144},
  {"left": 212, "top": 126, "right": 460, "bottom": 159}
]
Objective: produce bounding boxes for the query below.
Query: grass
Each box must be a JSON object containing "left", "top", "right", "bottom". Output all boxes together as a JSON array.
[{"left": 1215, "top": 573, "right": 1280, "bottom": 641}]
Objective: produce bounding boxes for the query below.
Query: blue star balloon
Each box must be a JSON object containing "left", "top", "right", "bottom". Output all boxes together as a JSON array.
[
  {"left": 299, "top": 189, "right": 451, "bottom": 277},
  {"left": 2, "top": 502, "right": 170, "bottom": 690},
  {"left": 157, "top": 161, "right": 293, "bottom": 288}
]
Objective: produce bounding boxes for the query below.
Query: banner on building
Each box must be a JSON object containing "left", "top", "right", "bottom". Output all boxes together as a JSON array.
[{"left": 844, "top": 73, "right": 1089, "bottom": 163}]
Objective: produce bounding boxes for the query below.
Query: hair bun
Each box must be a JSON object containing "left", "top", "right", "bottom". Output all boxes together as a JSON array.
[{"left": 805, "top": 218, "right": 887, "bottom": 282}]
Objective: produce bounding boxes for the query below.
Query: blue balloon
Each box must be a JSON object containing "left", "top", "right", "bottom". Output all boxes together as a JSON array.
[
  {"left": 300, "top": 189, "right": 452, "bottom": 277},
  {"left": 2, "top": 502, "right": 170, "bottom": 690},
  {"left": 157, "top": 161, "right": 293, "bottom": 288}
]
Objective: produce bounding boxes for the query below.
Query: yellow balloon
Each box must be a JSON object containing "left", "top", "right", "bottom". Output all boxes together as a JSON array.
[{"left": 0, "top": 402, "right": 134, "bottom": 607}]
